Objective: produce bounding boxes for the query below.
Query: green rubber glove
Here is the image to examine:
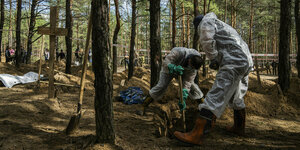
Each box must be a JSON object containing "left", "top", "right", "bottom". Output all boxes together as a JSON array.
[
  {"left": 178, "top": 99, "right": 186, "bottom": 112},
  {"left": 168, "top": 63, "right": 184, "bottom": 75},
  {"left": 178, "top": 88, "right": 188, "bottom": 111}
]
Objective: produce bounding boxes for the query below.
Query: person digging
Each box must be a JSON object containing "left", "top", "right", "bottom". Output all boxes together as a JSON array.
[
  {"left": 172, "top": 13, "right": 254, "bottom": 145},
  {"left": 142, "top": 47, "right": 204, "bottom": 113}
]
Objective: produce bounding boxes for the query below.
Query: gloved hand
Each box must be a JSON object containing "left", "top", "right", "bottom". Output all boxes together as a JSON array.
[
  {"left": 209, "top": 59, "right": 219, "bottom": 70},
  {"left": 168, "top": 63, "right": 184, "bottom": 75},
  {"left": 178, "top": 88, "right": 188, "bottom": 111}
]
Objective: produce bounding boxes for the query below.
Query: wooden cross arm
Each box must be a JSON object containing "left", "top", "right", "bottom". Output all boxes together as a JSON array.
[{"left": 38, "top": 27, "right": 68, "bottom": 36}]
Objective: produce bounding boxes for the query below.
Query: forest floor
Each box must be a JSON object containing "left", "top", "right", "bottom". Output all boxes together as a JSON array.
[{"left": 0, "top": 60, "right": 300, "bottom": 150}]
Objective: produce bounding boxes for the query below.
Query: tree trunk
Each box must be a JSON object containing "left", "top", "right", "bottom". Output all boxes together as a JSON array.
[
  {"left": 92, "top": 0, "right": 115, "bottom": 143},
  {"left": 224, "top": 0, "right": 227, "bottom": 23},
  {"left": 113, "top": 0, "right": 121, "bottom": 73},
  {"left": 186, "top": 15, "right": 190, "bottom": 48},
  {"left": 128, "top": 0, "right": 136, "bottom": 80},
  {"left": 193, "top": 0, "right": 200, "bottom": 50},
  {"left": 203, "top": 0, "right": 207, "bottom": 14},
  {"left": 9, "top": 0, "right": 12, "bottom": 48},
  {"left": 248, "top": 0, "right": 254, "bottom": 53},
  {"left": 15, "top": 0, "right": 22, "bottom": 67},
  {"left": 193, "top": 0, "right": 200, "bottom": 84},
  {"left": 181, "top": 3, "right": 185, "bottom": 47},
  {"left": 65, "top": 0, "right": 73, "bottom": 74},
  {"left": 279, "top": 0, "right": 291, "bottom": 92},
  {"left": 171, "top": 0, "right": 176, "bottom": 48},
  {"left": 169, "top": 3, "right": 172, "bottom": 49},
  {"left": 150, "top": 0, "right": 161, "bottom": 88},
  {"left": 0, "top": 0, "right": 4, "bottom": 62},
  {"left": 26, "top": 0, "right": 38, "bottom": 64},
  {"left": 295, "top": 0, "right": 300, "bottom": 78}
]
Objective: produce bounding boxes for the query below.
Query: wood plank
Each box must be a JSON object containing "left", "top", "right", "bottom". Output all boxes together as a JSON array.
[{"left": 37, "top": 27, "right": 68, "bottom": 36}]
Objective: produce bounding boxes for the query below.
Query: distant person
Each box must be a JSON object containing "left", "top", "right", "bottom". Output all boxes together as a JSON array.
[
  {"left": 271, "top": 60, "right": 277, "bottom": 75},
  {"left": 88, "top": 49, "right": 92, "bottom": 63},
  {"left": 56, "top": 48, "right": 59, "bottom": 60},
  {"left": 59, "top": 50, "right": 65, "bottom": 60},
  {"left": 75, "top": 47, "right": 80, "bottom": 59},
  {"left": 20, "top": 46, "right": 27, "bottom": 63},
  {"left": 44, "top": 49, "right": 50, "bottom": 61},
  {"left": 5, "top": 46, "right": 10, "bottom": 63},
  {"left": 265, "top": 61, "right": 271, "bottom": 75}
]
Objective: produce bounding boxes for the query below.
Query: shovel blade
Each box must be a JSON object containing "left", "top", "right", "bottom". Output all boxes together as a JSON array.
[{"left": 66, "top": 113, "right": 81, "bottom": 135}]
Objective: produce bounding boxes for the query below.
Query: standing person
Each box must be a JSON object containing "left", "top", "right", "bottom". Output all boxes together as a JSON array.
[
  {"left": 5, "top": 46, "right": 10, "bottom": 63},
  {"left": 174, "top": 13, "right": 253, "bottom": 145},
  {"left": 142, "top": 47, "right": 204, "bottom": 111},
  {"left": 59, "top": 49, "right": 65, "bottom": 60},
  {"left": 44, "top": 49, "right": 50, "bottom": 61}
]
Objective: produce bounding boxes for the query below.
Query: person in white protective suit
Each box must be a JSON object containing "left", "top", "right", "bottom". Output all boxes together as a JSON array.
[
  {"left": 142, "top": 47, "right": 204, "bottom": 111},
  {"left": 174, "top": 12, "right": 253, "bottom": 145}
]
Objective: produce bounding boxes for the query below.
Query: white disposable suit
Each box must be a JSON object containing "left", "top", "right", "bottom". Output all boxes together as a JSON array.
[
  {"left": 197, "top": 13, "right": 253, "bottom": 118},
  {"left": 149, "top": 47, "right": 204, "bottom": 101}
]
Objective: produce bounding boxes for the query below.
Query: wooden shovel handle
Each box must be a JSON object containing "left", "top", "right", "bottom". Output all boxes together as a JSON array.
[
  {"left": 79, "top": 13, "right": 92, "bottom": 106},
  {"left": 178, "top": 75, "right": 186, "bottom": 132}
]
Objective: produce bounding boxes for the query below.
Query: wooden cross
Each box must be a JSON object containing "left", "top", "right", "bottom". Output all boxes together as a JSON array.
[{"left": 38, "top": 6, "right": 68, "bottom": 98}]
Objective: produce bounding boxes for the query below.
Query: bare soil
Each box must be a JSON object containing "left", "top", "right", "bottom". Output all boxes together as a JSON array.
[{"left": 0, "top": 61, "right": 299, "bottom": 150}]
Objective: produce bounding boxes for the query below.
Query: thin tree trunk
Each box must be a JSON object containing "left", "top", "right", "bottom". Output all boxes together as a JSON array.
[
  {"left": 224, "top": 0, "right": 227, "bottom": 23},
  {"left": 249, "top": 0, "right": 254, "bottom": 53},
  {"left": 9, "top": 0, "right": 12, "bottom": 48},
  {"left": 92, "top": 0, "right": 115, "bottom": 143},
  {"left": 169, "top": 2, "right": 172, "bottom": 49},
  {"left": 65, "top": 0, "right": 73, "bottom": 74},
  {"left": 26, "top": 0, "right": 38, "bottom": 64},
  {"left": 15, "top": 0, "right": 22, "bottom": 67},
  {"left": 77, "top": 21, "right": 79, "bottom": 49},
  {"left": 128, "top": 0, "right": 136, "bottom": 80},
  {"left": 113, "top": 0, "right": 121, "bottom": 73},
  {"left": 193, "top": 0, "right": 200, "bottom": 50},
  {"left": 186, "top": 14, "right": 190, "bottom": 48},
  {"left": 0, "top": 0, "right": 4, "bottom": 62},
  {"left": 193, "top": 0, "right": 200, "bottom": 85},
  {"left": 295, "top": 0, "right": 300, "bottom": 77},
  {"left": 171, "top": 0, "right": 176, "bottom": 48},
  {"left": 279, "top": 0, "right": 291, "bottom": 92},
  {"left": 203, "top": 0, "right": 206, "bottom": 14},
  {"left": 181, "top": 3, "right": 185, "bottom": 47},
  {"left": 150, "top": 0, "right": 161, "bottom": 88}
]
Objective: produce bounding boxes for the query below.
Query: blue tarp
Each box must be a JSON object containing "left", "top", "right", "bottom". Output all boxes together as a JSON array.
[{"left": 119, "top": 87, "right": 145, "bottom": 104}]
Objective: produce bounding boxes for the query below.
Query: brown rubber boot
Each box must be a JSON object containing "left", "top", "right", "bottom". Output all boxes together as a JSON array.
[
  {"left": 174, "top": 109, "right": 216, "bottom": 145},
  {"left": 227, "top": 108, "right": 245, "bottom": 135}
]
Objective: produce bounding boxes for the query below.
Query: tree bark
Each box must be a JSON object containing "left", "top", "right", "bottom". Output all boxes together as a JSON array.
[
  {"left": 203, "top": 0, "right": 207, "bottom": 14},
  {"left": 9, "top": 0, "right": 13, "bottom": 48},
  {"left": 15, "top": 0, "right": 22, "bottom": 67},
  {"left": 150, "top": 0, "right": 161, "bottom": 88},
  {"left": 128, "top": 0, "right": 136, "bottom": 80},
  {"left": 171, "top": 0, "right": 176, "bottom": 48},
  {"left": 92, "top": 0, "right": 115, "bottom": 143},
  {"left": 181, "top": 3, "right": 185, "bottom": 47},
  {"left": 0, "top": 0, "right": 4, "bottom": 62},
  {"left": 224, "top": 0, "right": 227, "bottom": 23},
  {"left": 113, "top": 0, "right": 121, "bottom": 73},
  {"left": 193, "top": 0, "right": 200, "bottom": 50},
  {"left": 295, "top": 0, "right": 300, "bottom": 77},
  {"left": 248, "top": 0, "right": 254, "bottom": 53},
  {"left": 186, "top": 15, "right": 190, "bottom": 48},
  {"left": 65, "top": 0, "right": 73, "bottom": 74},
  {"left": 193, "top": 0, "right": 200, "bottom": 84},
  {"left": 26, "top": 0, "right": 38, "bottom": 64},
  {"left": 279, "top": 0, "right": 291, "bottom": 92}
]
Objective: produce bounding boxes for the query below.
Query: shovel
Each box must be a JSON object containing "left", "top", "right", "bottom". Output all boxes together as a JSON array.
[
  {"left": 65, "top": 13, "right": 92, "bottom": 135},
  {"left": 178, "top": 75, "right": 186, "bottom": 132}
]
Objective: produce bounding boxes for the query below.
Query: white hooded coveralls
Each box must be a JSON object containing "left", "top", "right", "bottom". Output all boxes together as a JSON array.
[
  {"left": 149, "top": 47, "right": 203, "bottom": 101},
  {"left": 198, "top": 13, "right": 253, "bottom": 118}
]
